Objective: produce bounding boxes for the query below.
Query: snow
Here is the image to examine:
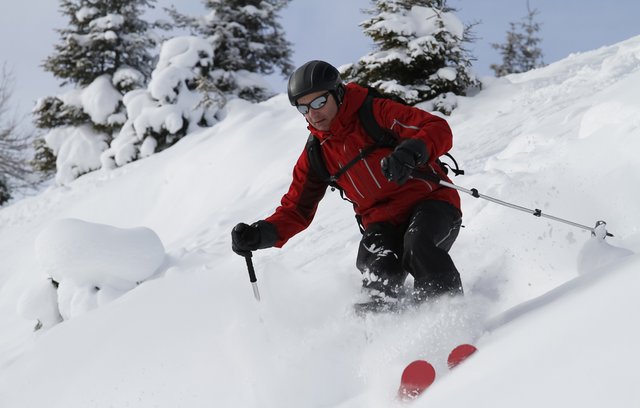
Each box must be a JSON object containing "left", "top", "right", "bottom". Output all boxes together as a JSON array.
[
  {"left": 368, "top": 6, "right": 464, "bottom": 41},
  {"left": 112, "top": 67, "right": 145, "bottom": 91},
  {"left": 436, "top": 67, "right": 457, "bottom": 81},
  {"left": 45, "top": 125, "right": 110, "bottom": 185},
  {"left": 80, "top": 75, "right": 123, "bottom": 125},
  {"left": 16, "top": 278, "right": 61, "bottom": 330},
  {"left": 76, "top": 7, "right": 99, "bottom": 23},
  {"left": 1, "top": 35, "right": 640, "bottom": 407},
  {"left": 89, "top": 14, "right": 125, "bottom": 31},
  {"left": 16, "top": 218, "right": 166, "bottom": 325},
  {"left": 35, "top": 218, "right": 164, "bottom": 321},
  {"left": 102, "top": 36, "right": 220, "bottom": 168},
  {"left": 36, "top": 218, "right": 165, "bottom": 289},
  {"left": 155, "top": 36, "right": 214, "bottom": 75},
  {"left": 577, "top": 223, "right": 633, "bottom": 275}
]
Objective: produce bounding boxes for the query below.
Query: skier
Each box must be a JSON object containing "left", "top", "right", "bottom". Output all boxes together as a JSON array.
[{"left": 232, "top": 60, "right": 463, "bottom": 310}]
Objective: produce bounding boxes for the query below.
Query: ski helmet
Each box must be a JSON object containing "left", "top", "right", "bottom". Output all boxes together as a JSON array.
[{"left": 287, "top": 60, "right": 344, "bottom": 106}]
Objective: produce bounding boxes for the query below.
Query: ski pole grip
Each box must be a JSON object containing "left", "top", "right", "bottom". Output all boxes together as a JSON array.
[{"left": 245, "top": 254, "right": 257, "bottom": 283}]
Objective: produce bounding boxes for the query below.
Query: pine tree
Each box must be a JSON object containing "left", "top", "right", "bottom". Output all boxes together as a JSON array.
[
  {"left": 343, "top": 0, "right": 479, "bottom": 113},
  {"left": 168, "top": 0, "right": 294, "bottom": 102},
  {"left": 33, "top": 0, "right": 158, "bottom": 184},
  {"left": 491, "top": 2, "right": 545, "bottom": 77},
  {"left": 520, "top": 5, "right": 544, "bottom": 72},
  {"left": 42, "top": 0, "right": 157, "bottom": 89}
]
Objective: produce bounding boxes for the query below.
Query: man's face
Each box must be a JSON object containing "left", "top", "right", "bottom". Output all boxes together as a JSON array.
[{"left": 296, "top": 91, "right": 339, "bottom": 131}]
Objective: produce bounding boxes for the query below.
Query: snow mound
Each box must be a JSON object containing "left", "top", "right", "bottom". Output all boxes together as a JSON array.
[
  {"left": 32, "top": 218, "right": 166, "bottom": 321},
  {"left": 45, "top": 125, "right": 110, "bottom": 185},
  {"left": 16, "top": 278, "right": 61, "bottom": 330},
  {"left": 577, "top": 223, "right": 634, "bottom": 275}
]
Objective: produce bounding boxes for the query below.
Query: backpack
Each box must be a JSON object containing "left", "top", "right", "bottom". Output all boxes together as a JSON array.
[{"left": 306, "top": 87, "right": 464, "bottom": 192}]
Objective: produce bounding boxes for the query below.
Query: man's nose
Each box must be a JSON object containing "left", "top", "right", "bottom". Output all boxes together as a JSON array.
[{"left": 307, "top": 108, "right": 322, "bottom": 120}]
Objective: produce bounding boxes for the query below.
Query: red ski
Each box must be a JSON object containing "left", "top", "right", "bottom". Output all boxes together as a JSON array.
[
  {"left": 397, "top": 344, "right": 477, "bottom": 401},
  {"left": 397, "top": 360, "right": 436, "bottom": 401},
  {"left": 447, "top": 343, "right": 477, "bottom": 369}
]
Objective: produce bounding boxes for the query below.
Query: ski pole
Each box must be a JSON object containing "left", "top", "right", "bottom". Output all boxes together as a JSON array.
[
  {"left": 411, "top": 171, "right": 613, "bottom": 238},
  {"left": 244, "top": 253, "right": 261, "bottom": 302}
]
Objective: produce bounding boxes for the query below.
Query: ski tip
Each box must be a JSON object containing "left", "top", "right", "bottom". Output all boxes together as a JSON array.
[
  {"left": 398, "top": 360, "right": 436, "bottom": 401},
  {"left": 447, "top": 344, "right": 478, "bottom": 369}
]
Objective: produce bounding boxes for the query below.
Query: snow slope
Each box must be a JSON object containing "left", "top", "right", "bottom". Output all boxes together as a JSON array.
[{"left": 1, "top": 36, "right": 639, "bottom": 407}]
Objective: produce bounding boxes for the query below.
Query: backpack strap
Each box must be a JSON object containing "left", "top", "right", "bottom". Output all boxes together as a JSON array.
[
  {"left": 305, "top": 134, "right": 332, "bottom": 184},
  {"left": 357, "top": 92, "right": 398, "bottom": 148},
  {"left": 306, "top": 132, "right": 380, "bottom": 187},
  {"left": 305, "top": 133, "right": 366, "bottom": 233},
  {"left": 439, "top": 153, "right": 465, "bottom": 176}
]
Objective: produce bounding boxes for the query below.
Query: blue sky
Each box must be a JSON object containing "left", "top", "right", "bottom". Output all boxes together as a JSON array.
[{"left": 1, "top": 0, "right": 639, "bottom": 120}]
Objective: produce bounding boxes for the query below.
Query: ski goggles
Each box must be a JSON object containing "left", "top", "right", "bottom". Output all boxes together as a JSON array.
[{"left": 295, "top": 92, "right": 330, "bottom": 115}]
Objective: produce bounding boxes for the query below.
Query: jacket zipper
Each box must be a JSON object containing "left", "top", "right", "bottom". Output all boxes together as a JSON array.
[
  {"left": 390, "top": 119, "right": 420, "bottom": 131},
  {"left": 416, "top": 164, "right": 439, "bottom": 192},
  {"left": 415, "top": 178, "right": 435, "bottom": 192},
  {"left": 338, "top": 161, "right": 365, "bottom": 199},
  {"left": 360, "top": 149, "right": 382, "bottom": 189}
]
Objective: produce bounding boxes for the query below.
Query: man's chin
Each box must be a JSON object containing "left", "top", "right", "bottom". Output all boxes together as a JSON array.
[{"left": 312, "top": 120, "right": 328, "bottom": 131}]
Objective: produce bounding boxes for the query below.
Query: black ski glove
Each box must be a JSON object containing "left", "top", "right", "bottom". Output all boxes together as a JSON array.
[
  {"left": 380, "top": 139, "right": 428, "bottom": 185},
  {"left": 231, "top": 221, "right": 278, "bottom": 257}
]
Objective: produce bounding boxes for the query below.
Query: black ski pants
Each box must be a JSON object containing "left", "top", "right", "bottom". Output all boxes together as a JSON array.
[{"left": 356, "top": 200, "right": 463, "bottom": 299}]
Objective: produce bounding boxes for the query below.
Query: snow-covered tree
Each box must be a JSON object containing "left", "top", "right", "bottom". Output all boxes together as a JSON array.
[
  {"left": 491, "top": 2, "right": 545, "bottom": 77},
  {"left": 343, "top": 0, "right": 479, "bottom": 114},
  {"left": 168, "top": 0, "right": 294, "bottom": 102},
  {"left": 33, "top": 0, "right": 158, "bottom": 184},
  {"left": 0, "top": 65, "right": 37, "bottom": 204},
  {"left": 101, "top": 36, "right": 223, "bottom": 168}
]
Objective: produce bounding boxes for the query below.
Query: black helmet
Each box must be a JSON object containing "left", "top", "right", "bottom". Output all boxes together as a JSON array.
[{"left": 287, "top": 60, "right": 343, "bottom": 106}]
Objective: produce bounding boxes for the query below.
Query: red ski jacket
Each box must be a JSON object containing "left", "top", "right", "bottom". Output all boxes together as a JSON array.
[{"left": 265, "top": 83, "right": 461, "bottom": 247}]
